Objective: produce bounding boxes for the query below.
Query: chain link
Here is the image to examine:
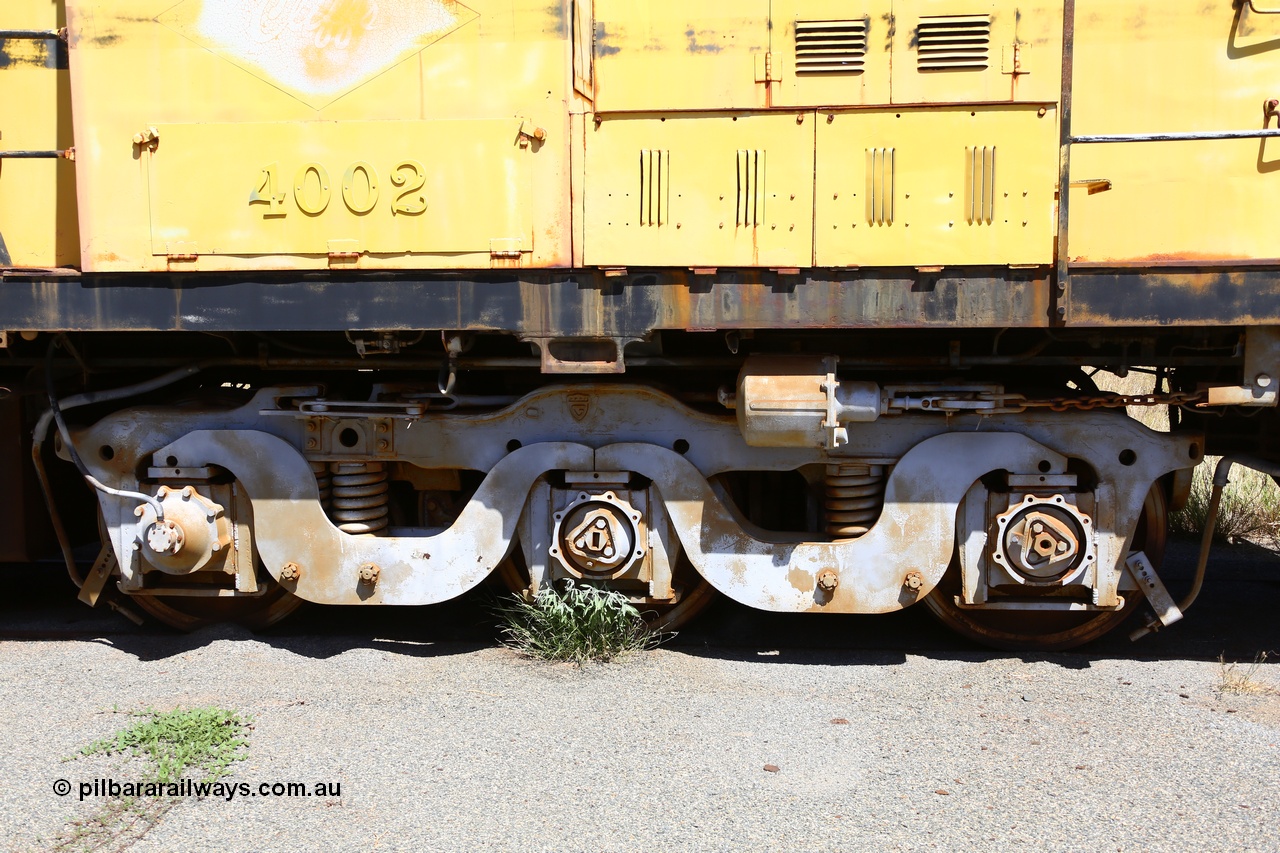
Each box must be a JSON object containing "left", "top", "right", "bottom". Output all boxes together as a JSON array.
[{"left": 1008, "top": 391, "right": 1206, "bottom": 413}]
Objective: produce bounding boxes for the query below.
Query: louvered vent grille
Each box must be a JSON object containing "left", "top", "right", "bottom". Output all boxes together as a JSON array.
[
  {"left": 966, "top": 146, "right": 996, "bottom": 224},
  {"left": 795, "top": 19, "right": 868, "bottom": 74},
  {"left": 736, "top": 149, "right": 766, "bottom": 227},
  {"left": 866, "top": 148, "right": 895, "bottom": 226},
  {"left": 916, "top": 15, "right": 991, "bottom": 71},
  {"left": 639, "top": 149, "right": 669, "bottom": 226}
]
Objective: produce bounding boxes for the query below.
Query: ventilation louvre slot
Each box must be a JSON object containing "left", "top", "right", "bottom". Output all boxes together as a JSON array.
[
  {"left": 736, "top": 149, "right": 765, "bottom": 227},
  {"left": 866, "top": 148, "right": 895, "bottom": 226},
  {"left": 639, "top": 149, "right": 670, "bottom": 226},
  {"left": 965, "top": 146, "right": 996, "bottom": 224},
  {"left": 917, "top": 14, "right": 991, "bottom": 71},
  {"left": 795, "top": 19, "right": 868, "bottom": 74}
]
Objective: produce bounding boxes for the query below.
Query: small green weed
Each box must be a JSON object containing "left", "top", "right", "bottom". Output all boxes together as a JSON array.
[
  {"left": 78, "top": 706, "right": 250, "bottom": 784},
  {"left": 494, "top": 581, "right": 662, "bottom": 663},
  {"left": 1219, "top": 652, "right": 1277, "bottom": 696},
  {"left": 45, "top": 707, "right": 251, "bottom": 852}
]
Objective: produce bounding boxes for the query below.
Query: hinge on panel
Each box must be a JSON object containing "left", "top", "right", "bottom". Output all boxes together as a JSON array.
[
  {"left": 327, "top": 239, "right": 361, "bottom": 268},
  {"left": 754, "top": 52, "right": 781, "bottom": 83},
  {"left": 490, "top": 237, "right": 524, "bottom": 269},
  {"left": 166, "top": 242, "right": 197, "bottom": 263},
  {"left": 1001, "top": 43, "right": 1029, "bottom": 75}
]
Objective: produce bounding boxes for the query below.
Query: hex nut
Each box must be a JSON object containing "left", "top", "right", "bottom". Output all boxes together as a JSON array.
[
  {"left": 358, "top": 563, "right": 381, "bottom": 584},
  {"left": 280, "top": 562, "right": 302, "bottom": 582},
  {"left": 816, "top": 569, "right": 839, "bottom": 593},
  {"left": 904, "top": 571, "right": 924, "bottom": 591}
]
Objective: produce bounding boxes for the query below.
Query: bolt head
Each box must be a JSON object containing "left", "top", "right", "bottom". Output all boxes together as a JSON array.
[
  {"left": 358, "top": 563, "right": 380, "bottom": 584},
  {"left": 280, "top": 562, "right": 302, "bottom": 581},
  {"left": 817, "top": 569, "right": 839, "bottom": 592}
]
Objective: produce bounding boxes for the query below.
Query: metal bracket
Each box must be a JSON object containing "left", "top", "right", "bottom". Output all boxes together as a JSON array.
[
  {"left": 1125, "top": 550, "right": 1183, "bottom": 629},
  {"left": 1204, "top": 326, "right": 1280, "bottom": 405},
  {"left": 1069, "top": 178, "right": 1112, "bottom": 194},
  {"left": 78, "top": 544, "right": 117, "bottom": 607}
]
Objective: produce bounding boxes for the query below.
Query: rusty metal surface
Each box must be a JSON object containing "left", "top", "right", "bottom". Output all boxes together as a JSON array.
[
  {"left": 0, "top": 268, "right": 1052, "bottom": 333},
  {"left": 1070, "top": 269, "right": 1280, "bottom": 325}
]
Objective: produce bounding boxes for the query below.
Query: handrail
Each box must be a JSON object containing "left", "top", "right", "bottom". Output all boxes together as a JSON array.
[
  {"left": 1074, "top": 129, "right": 1280, "bottom": 142},
  {"left": 1240, "top": 0, "right": 1280, "bottom": 14}
]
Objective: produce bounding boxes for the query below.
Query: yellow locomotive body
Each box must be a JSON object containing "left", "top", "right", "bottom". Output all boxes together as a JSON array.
[{"left": 2, "top": 0, "right": 1278, "bottom": 648}]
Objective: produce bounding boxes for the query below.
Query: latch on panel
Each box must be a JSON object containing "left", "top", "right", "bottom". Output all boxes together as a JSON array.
[
  {"left": 132, "top": 126, "right": 159, "bottom": 152},
  {"left": 518, "top": 119, "right": 547, "bottom": 148}
]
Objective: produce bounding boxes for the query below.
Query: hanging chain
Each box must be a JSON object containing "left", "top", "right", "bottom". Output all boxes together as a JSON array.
[{"left": 1016, "top": 391, "right": 1206, "bottom": 412}]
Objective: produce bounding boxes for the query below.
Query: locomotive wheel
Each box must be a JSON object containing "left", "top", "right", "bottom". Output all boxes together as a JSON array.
[
  {"left": 97, "top": 509, "right": 304, "bottom": 632},
  {"left": 923, "top": 485, "right": 1168, "bottom": 652},
  {"left": 495, "top": 553, "right": 717, "bottom": 633},
  {"left": 127, "top": 579, "right": 305, "bottom": 632}
]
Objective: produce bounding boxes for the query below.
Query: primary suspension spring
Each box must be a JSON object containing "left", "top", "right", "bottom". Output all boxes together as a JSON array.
[
  {"left": 328, "top": 461, "right": 390, "bottom": 535},
  {"left": 825, "top": 463, "right": 886, "bottom": 539},
  {"left": 310, "top": 460, "right": 331, "bottom": 510}
]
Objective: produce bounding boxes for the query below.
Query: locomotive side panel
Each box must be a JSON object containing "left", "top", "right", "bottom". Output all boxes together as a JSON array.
[
  {"left": 1068, "top": 0, "right": 1280, "bottom": 264},
  {"left": 63, "top": 0, "right": 571, "bottom": 272}
]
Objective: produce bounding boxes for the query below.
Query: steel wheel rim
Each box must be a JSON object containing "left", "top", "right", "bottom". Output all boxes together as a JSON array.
[{"left": 923, "top": 484, "right": 1168, "bottom": 651}]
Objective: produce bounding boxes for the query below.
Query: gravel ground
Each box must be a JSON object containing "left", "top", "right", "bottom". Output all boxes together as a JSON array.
[{"left": 2, "top": 539, "right": 1278, "bottom": 852}]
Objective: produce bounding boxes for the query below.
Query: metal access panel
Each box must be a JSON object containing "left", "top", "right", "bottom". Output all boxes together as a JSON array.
[
  {"left": 1067, "top": 0, "right": 1280, "bottom": 264},
  {"left": 148, "top": 120, "right": 533, "bottom": 260},
  {"left": 0, "top": 0, "right": 79, "bottom": 269},
  {"left": 590, "top": 0, "right": 770, "bottom": 112},
  {"left": 65, "top": 0, "right": 569, "bottom": 272},
  {"left": 815, "top": 105, "right": 1057, "bottom": 267},
  {"left": 584, "top": 113, "right": 815, "bottom": 268},
  {"left": 769, "top": 0, "right": 892, "bottom": 109},
  {"left": 890, "top": 0, "right": 1063, "bottom": 105}
]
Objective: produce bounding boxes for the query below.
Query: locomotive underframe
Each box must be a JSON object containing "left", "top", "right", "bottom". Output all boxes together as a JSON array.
[{"left": 3, "top": 263, "right": 1270, "bottom": 646}]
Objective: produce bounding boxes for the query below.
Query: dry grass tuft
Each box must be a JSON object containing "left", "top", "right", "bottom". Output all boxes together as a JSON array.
[{"left": 1218, "top": 652, "right": 1278, "bottom": 696}]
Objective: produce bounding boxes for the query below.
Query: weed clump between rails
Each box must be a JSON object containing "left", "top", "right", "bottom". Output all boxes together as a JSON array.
[{"left": 494, "top": 581, "right": 663, "bottom": 663}]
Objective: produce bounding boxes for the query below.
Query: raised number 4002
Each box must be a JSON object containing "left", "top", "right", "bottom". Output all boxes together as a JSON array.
[{"left": 249, "top": 160, "right": 427, "bottom": 218}]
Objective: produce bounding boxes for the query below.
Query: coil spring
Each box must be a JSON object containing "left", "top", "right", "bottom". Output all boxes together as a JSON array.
[
  {"left": 329, "top": 461, "right": 390, "bottom": 535},
  {"left": 825, "top": 463, "right": 886, "bottom": 539},
  {"left": 310, "top": 461, "right": 331, "bottom": 510}
]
